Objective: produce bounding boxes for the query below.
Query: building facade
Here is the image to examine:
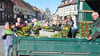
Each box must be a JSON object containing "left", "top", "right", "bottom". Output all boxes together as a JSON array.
[
  {"left": 0, "top": 0, "right": 47, "bottom": 24},
  {"left": 0, "top": 0, "right": 14, "bottom": 24},
  {"left": 12, "top": 0, "right": 46, "bottom": 20},
  {"left": 12, "top": 0, "right": 34, "bottom": 21},
  {"left": 32, "top": 6, "right": 46, "bottom": 20},
  {"left": 55, "top": 0, "right": 95, "bottom": 22},
  {"left": 55, "top": 0, "right": 78, "bottom": 21}
]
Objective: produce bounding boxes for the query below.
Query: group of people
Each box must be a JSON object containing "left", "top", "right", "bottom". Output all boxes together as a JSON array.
[
  {"left": 2, "top": 17, "right": 24, "bottom": 56},
  {"left": 1, "top": 11, "right": 100, "bottom": 56},
  {"left": 47, "top": 12, "right": 100, "bottom": 40},
  {"left": 2, "top": 17, "right": 41, "bottom": 56},
  {"left": 44, "top": 15, "right": 76, "bottom": 38}
]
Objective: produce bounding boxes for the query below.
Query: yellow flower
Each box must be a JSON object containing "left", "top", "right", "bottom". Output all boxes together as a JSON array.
[
  {"left": 22, "top": 27, "right": 27, "bottom": 31},
  {"left": 45, "top": 26, "right": 49, "bottom": 29},
  {"left": 5, "top": 27, "right": 11, "bottom": 30},
  {"left": 63, "top": 26, "right": 70, "bottom": 30},
  {"left": 24, "top": 34, "right": 29, "bottom": 36}
]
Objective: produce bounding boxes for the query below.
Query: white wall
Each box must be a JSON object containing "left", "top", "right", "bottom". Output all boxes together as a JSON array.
[{"left": 56, "top": 4, "right": 78, "bottom": 17}]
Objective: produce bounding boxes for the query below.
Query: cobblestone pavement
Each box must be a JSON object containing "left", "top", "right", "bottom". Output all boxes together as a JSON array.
[{"left": 0, "top": 26, "right": 4, "bottom": 56}]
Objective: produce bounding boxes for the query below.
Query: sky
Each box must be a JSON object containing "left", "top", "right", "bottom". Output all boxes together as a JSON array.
[{"left": 24, "top": 0, "right": 62, "bottom": 14}]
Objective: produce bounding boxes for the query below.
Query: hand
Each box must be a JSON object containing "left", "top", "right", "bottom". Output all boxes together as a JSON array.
[
  {"left": 12, "top": 25, "right": 15, "bottom": 28},
  {"left": 2, "top": 33, "right": 6, "bottom": 36},
  {"left": 16, "top": 23, "right": 20, "bottom": 26},
  {"left": 87, "top": 36, "right": 92, "bottom": 40},
  {"left": 34, "top": 25, "right": 36, "bottom": 27}
]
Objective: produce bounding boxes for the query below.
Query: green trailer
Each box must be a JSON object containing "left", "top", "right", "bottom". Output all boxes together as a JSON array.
[{"left": 12, "top": 37, "right": 100, "bottom": 56}]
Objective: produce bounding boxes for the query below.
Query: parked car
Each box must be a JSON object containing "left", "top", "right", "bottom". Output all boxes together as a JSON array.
[{"left": 25, "top": 18, "right": 33, "bottom": 22}]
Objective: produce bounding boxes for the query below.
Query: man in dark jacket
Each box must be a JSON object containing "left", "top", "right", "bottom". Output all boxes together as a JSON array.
[{"left": 87, "top": 12, "right": 100, "bottom": 40}]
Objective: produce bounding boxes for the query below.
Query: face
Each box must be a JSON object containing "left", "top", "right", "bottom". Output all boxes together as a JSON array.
[
  {"left": 12, "top": 25, "right": 15, "bottom": 28},
  {"left": 5, "top": 22, "right": 9, "bottom": 28},
  {"left": 67, "top": 18, "right": 71, "bottom": 22},
  {"left": 54, "top": 21, "right": 57, "bottom": 25},
  {"left": 25, "top": 21, "right": 28, "bottom": 25},
  {"left": 46, "top": 21, "right": 49, "bottom": 25},
  {"left": 17, "top": 18, "right": 21, "bottom": 23},
  {"left": 34, "top": 19, "right": 37, "bottom": 22},
  {"left": 92, "top": 13, "right": 99, "bottom": 20}
]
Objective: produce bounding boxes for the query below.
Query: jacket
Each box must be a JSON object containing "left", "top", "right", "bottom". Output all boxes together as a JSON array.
[
  {"left": 91, "top": 18, "right": 100, "bottom": 39},
  {"left": 4, "top": 29, "right": 13, "bottom": 46}
]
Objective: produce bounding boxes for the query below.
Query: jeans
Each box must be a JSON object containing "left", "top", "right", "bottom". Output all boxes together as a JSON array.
[
  {"left": 5, "top": 45, "right": 12, "bottom": 56},
  {"left": 71, "top": 27, "right": 75, "bottom": 38}
]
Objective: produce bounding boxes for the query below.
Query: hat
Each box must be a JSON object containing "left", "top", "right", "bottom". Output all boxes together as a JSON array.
[{"left": 67, "top": 15, "right": 71, "bottom": 19}]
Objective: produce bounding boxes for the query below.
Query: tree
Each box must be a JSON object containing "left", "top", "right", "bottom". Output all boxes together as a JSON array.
[{"left": 45, "top": 8, "right": 51, "bottom": 20}]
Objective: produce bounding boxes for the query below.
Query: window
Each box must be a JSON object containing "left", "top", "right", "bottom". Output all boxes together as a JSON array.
[
  {"left": 15, "top": 8, "right": 19, "bottom": 12},
  {"left": 2, "top": 12, "right": 4, "bottom": 21},
  {"left": 5, "top": 3, "right": 7, "bottom": 8},
  {"left": 0, "top": 3, "right": 2, "bottom": 8},
  {"left": 5, "top": 14, "right": 7, "bottom": 21},
  {"left": 8, "top": 3, "right": 12, "bottom": 9},
  {"left": 2, "top": 2, "right": 4, "bottom": 8},
  {"left": 15, "top": 8, "right": 17, "bottom": 11},
  {"left": 0, "top": 12, "right": 2, "bottom": 21},
  {"left": 8, "top": 5, "right": 9, "bottom": 9}
]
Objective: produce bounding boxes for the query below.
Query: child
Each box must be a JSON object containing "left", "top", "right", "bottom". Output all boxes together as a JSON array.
[{"left": 2, "top": 22, "right": 13, "bottom": 56}]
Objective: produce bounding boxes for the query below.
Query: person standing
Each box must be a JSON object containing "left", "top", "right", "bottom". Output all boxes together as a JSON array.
[
  {"left": 2, "top": 22, "right": 13, "bottom": 56},
  {"left": 31, "top": 19, "right": 34, "bottom": 26},
  {"left": 44, "top": 20, "right": 50, "bottom": 27},
  {"left": 52, "top": 21, "right": 61, "bottom": 31},
  {"left": 64, "top": 19, "right": 67, "bottom": 24},
  {"left": 87, "top": 12, "right": 100, "bottom": 40},
  {"left": 24, "top": 20, "right": 29, "bottom": 26},
  {"left": 33, "top": 18, "right": 40, "bottom": 26},
  {"left": 32, "top": 18, "right": 41, "bottom": 35},
  {"left": 72, "top": 15, "right": 77, "bottom": 37},
  {"left": 66, "top": 15, "right": 75, "bottom": 38},
  {"left": 16, "top": 17, "right": 24, "bottom": 30}
]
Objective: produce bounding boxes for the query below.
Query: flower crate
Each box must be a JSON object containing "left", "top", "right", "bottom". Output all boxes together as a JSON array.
[
  {"left": 79, "top": 22, "right": 91, "bottom": 37},
  {"left": 51, "top": 25, "right": 70, "bottom": 38}
]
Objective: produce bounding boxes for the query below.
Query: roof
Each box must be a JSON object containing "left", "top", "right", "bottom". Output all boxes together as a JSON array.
[
  {"left": 58, "top": 0, "right": 80, "bottom": 8},
  {"left": 22, "top": 1, "right": 33, "bottom": 10},
  {"left": 58, "top": 2, "right": 73, "bottom": 8},
  {"left": 11, "top": 0, "right": 28, "bottom": 9},
  {"left": 40, "top": 11, "right": 45, "bottom": 14},
  {"left": 32, "top": 6, "right": 45, "bottom": 14},
  {"left": 32, "top": 6, "right": 40, "bottom": 12},
  {"left": 11, "top": 0, "right": 43, "bottom": 13},
  {"left": 61, "top": 0, "right": 66, "bottom": 2}
]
